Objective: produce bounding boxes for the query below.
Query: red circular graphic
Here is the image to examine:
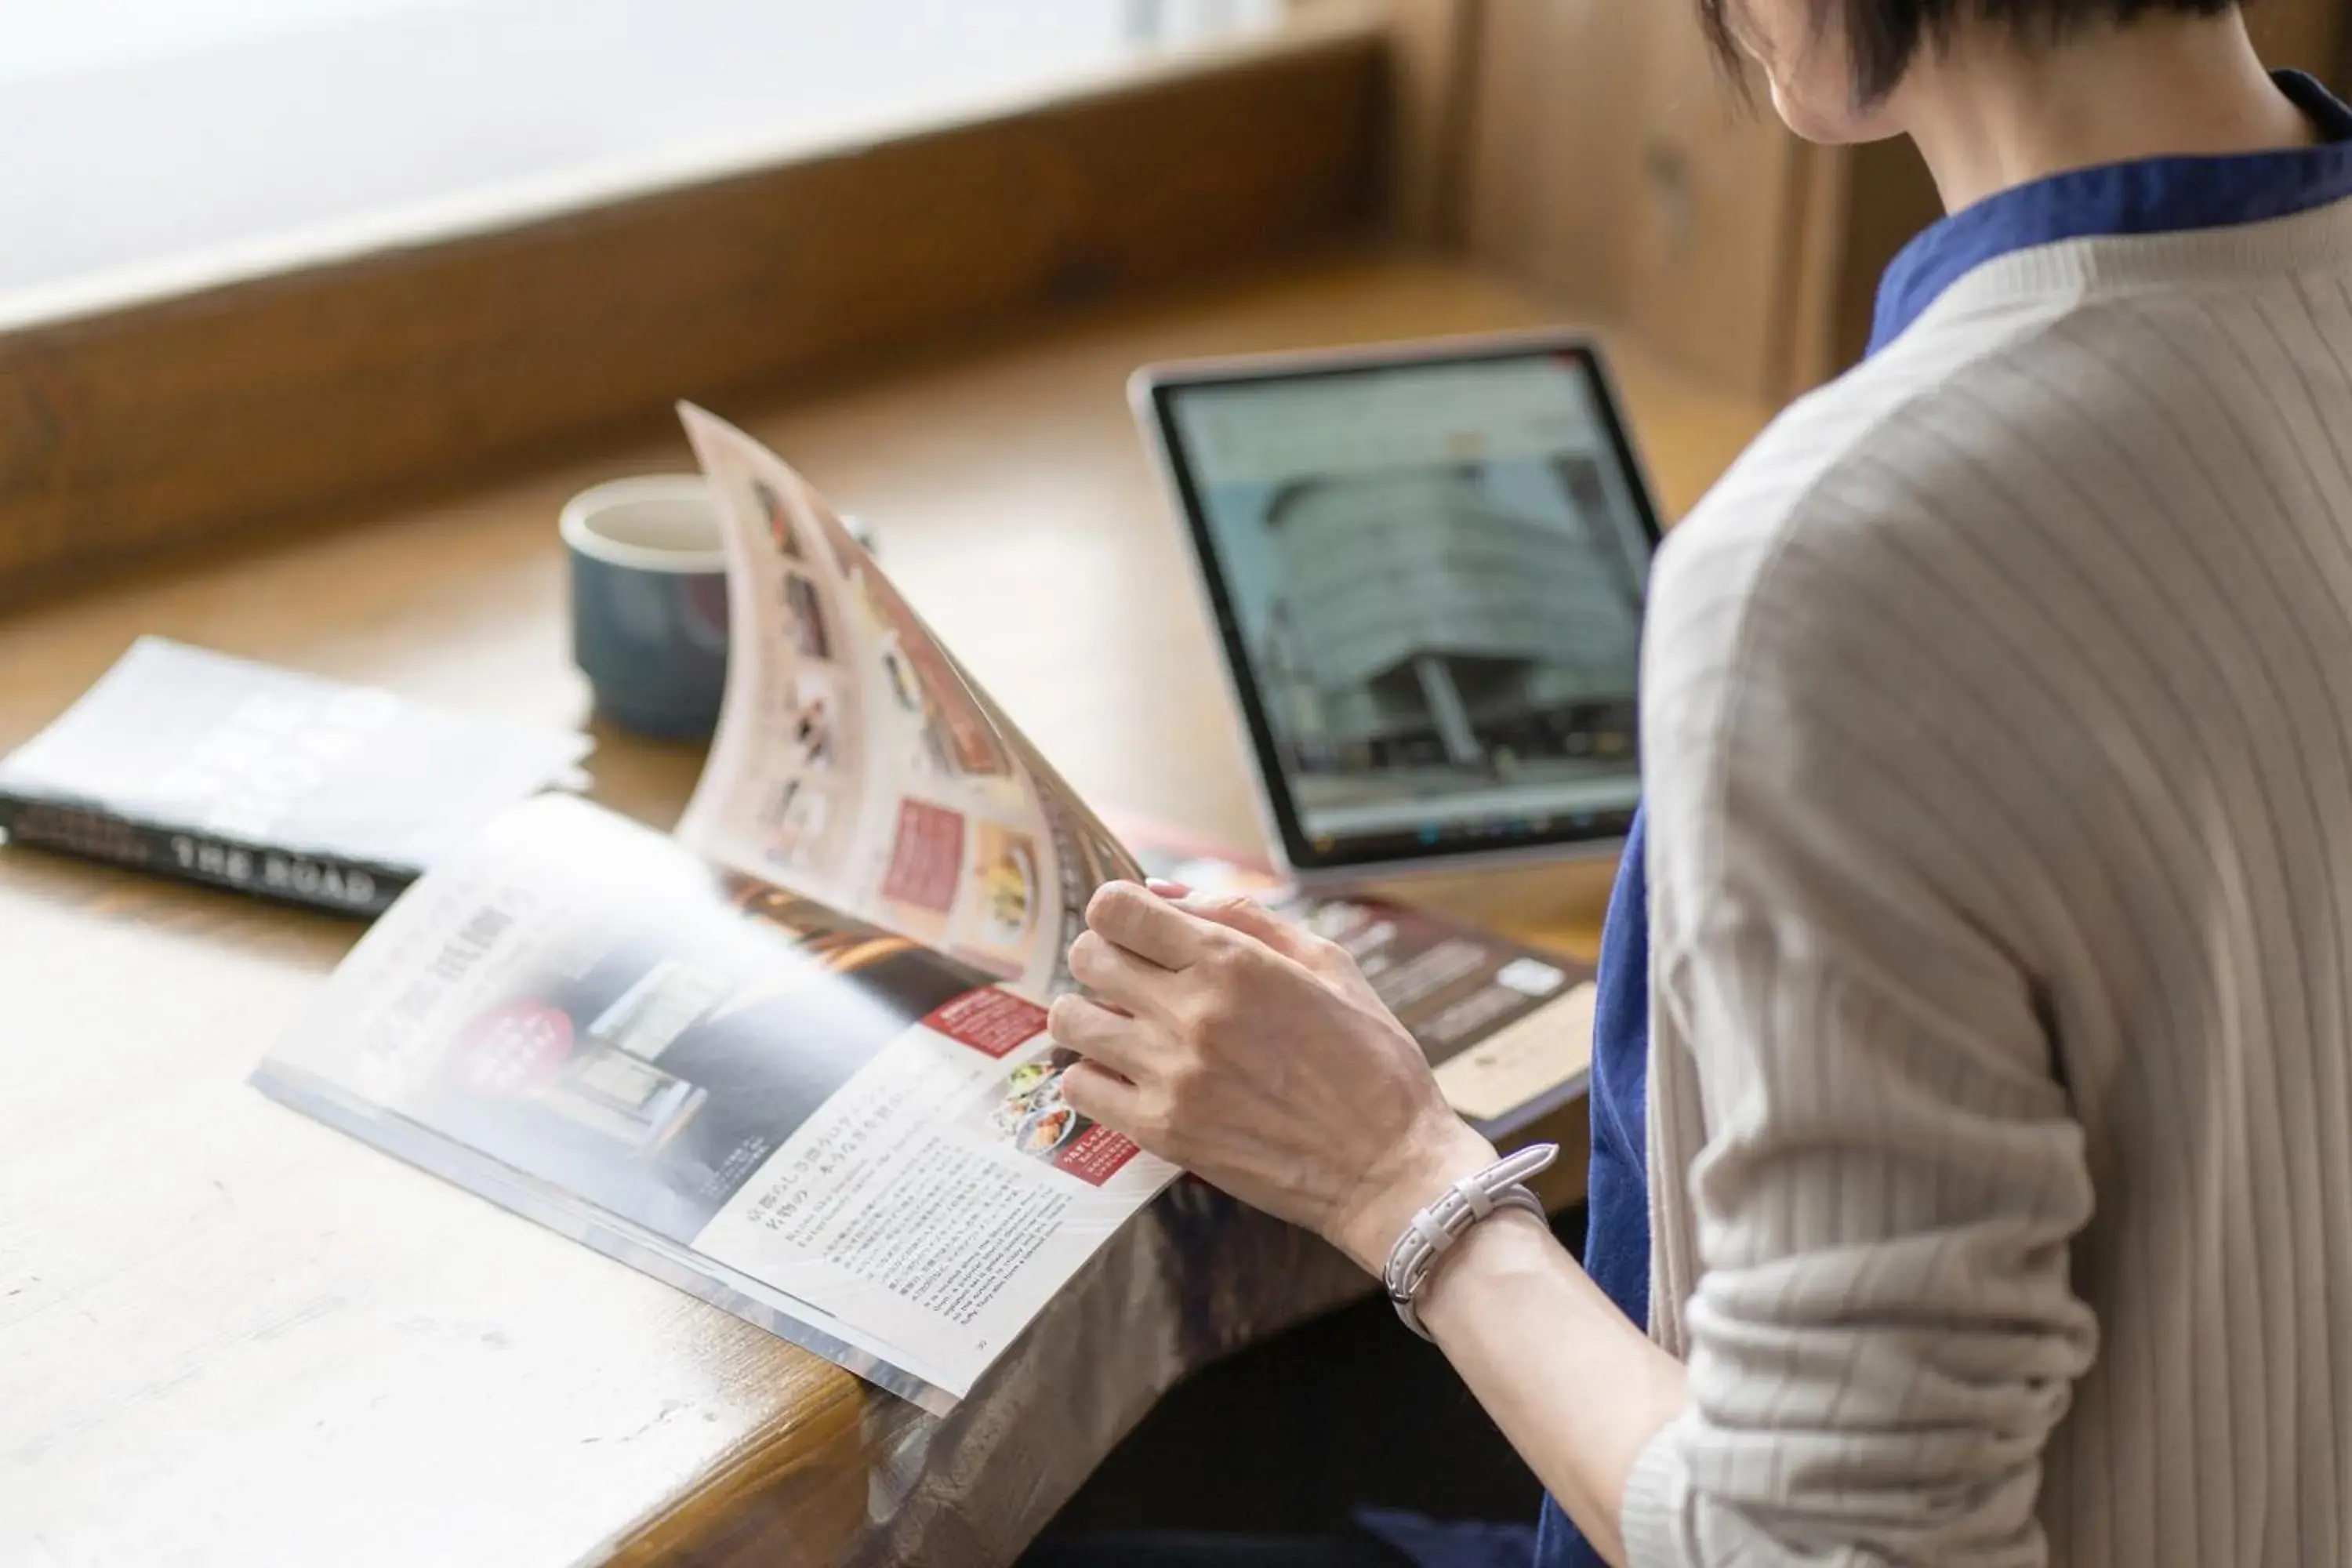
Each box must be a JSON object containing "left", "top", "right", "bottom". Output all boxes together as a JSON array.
[{"left": 449, "top": 1002, "right": 574, "bottom": 1096}]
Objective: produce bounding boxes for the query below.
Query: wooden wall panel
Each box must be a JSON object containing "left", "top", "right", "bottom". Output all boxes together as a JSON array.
[
  {"left": 1367, "top": 0, "right": 1483, "bottom": 243},
  {"left": 2252, "top": 0, "right": 2347, "bottom": 80},
  {"left": 1614, "top": 9, "right": 1810, "bottom": 399},
  {"left": 1460, "top": 0, "right": 1645, "bottom": 313},
  {"left": 1777, "top": 138, "right": 1856, "bottom": 394},
  {"left": 1819, "top": 136, "right": 1943, "bottom": 372},
  {"left": 1456, "top": 0, "right": 1807, "bottom": 401}
]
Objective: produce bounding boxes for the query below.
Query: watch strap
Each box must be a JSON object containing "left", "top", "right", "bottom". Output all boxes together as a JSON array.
[{"left": 1382, "top": 1142, "right": 1558, "bottom": 1341}]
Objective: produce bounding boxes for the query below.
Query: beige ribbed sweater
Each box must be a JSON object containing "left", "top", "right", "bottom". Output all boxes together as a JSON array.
[{"left": 1627, "top": 194, "right": 2352, "bottom": 1564}]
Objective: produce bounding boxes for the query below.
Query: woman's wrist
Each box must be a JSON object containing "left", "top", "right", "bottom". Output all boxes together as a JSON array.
[
  {"left": 1411, "top": 1200, "right": 1559, "bottom": 1337},
  {"left": 1327, "top": 1112, "right": 1501, "bottom": 1274}
]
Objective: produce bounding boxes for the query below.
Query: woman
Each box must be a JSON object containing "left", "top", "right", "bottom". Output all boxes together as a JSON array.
[{"left": 1044, "top": 0, "right": 2352, "bottom": 1561}]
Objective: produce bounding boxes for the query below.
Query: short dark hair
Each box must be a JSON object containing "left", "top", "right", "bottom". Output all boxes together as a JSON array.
[{"left": 1698, "top": 0, "right": 2238, "bottom": 107}]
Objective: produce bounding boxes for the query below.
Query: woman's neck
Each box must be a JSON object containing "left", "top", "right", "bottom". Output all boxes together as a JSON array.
[{"left": 1892, "top": 13, "right": 2313, "bottom": 212}]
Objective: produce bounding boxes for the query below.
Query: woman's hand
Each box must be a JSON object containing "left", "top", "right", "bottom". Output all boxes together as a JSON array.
[{"left": 1049, "top": 879, "right": 1496, "bottom": 1272}]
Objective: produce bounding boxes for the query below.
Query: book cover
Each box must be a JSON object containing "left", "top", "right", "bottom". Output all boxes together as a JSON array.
[{"left": 0, "top": 637, "right": 590, "bottom": 915}]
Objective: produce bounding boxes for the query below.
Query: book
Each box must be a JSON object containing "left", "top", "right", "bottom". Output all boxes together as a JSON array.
[
  {"left": 252, "top": 405, "right": 1595, "bottom": 1415},
  {"left": 0, "top": 638, "right": 591, "bottom": 916}
]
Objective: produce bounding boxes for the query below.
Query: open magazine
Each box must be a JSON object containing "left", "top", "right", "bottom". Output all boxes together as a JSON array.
[{"left": 254, "top": 407, "right": 1592, "bottom": 1417}]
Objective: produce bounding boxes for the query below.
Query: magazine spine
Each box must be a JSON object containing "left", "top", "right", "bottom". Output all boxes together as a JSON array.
[{"left": 0, "top": 789, "right": 414, "bottom": 917}]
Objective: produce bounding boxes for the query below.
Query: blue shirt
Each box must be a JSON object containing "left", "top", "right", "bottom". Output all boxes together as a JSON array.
[{"left": 1530, "top": 67, "right": 2352, "bottom": 1568}]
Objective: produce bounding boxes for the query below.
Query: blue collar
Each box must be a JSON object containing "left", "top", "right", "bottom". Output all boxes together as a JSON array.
[{"left": 1869, "top": 69, "right": 2352, "bottom": 354}]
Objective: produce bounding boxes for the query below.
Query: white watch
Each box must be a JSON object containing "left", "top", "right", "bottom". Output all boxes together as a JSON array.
[{"left": 1382, "top": 1142, "right": 1559, "bottom": 1341}]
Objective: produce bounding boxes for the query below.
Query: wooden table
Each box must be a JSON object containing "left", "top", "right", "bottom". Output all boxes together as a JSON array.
[{"left": 0, "top": 254, "right": 1768, "bottom": 1566}]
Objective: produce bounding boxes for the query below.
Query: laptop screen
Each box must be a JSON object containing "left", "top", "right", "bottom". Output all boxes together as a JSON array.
[{"left": 1145, "top": 340, "right": 1658, "bottom": 873}]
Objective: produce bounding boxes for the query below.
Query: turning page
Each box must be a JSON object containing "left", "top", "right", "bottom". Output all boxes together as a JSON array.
[{"left": 673, "top": 405, "right": 1137, "bottom": 1001}]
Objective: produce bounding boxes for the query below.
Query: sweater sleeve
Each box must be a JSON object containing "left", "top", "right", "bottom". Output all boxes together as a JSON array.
[{"left": 1621, "top": 488, "right": 2103, "bottom": 1567}]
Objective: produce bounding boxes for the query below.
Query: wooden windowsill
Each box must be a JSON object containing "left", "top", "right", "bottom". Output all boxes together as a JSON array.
[{"left": 0, "top": 12, "right": 1388, "bottom": 605}]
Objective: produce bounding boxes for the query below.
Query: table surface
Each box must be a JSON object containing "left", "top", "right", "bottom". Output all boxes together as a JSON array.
[{"left": 0, "top": 252, "right": 1769, "bottom": 1567}]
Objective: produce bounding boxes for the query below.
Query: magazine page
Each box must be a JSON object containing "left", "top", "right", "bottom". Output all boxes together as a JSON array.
[
  {"left": 253, "top": 794, "right": 1174, "bottom": 1413},
  {"left": 673, "top": 405, "right": 1137, "bottom": 1001}
]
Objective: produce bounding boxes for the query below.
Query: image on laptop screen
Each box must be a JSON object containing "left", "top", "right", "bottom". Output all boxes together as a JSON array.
[{"left": 1157, "top": 347, "right": 1656, "bottom": 867}]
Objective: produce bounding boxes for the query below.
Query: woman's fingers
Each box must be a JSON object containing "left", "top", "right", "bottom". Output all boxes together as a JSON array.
[
  {"left": 1055, "top": 1057, "right": 1148, "bottom": 1134},
  {"left": 1173, "top": 891, "right": 1331, "bottom": 971},
  {"left": 1045, "top": 993, "right": 1157, "bottom": 1081},
  {"left": 1091, "top": 880, "right": 1338, "bottom": 986},
  {"left": 1085, "top": 880, "right": 1208, "bottom": 971},
  {"left": 1067, "top": 929, "right": 1182, "bottom": 1018}
]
